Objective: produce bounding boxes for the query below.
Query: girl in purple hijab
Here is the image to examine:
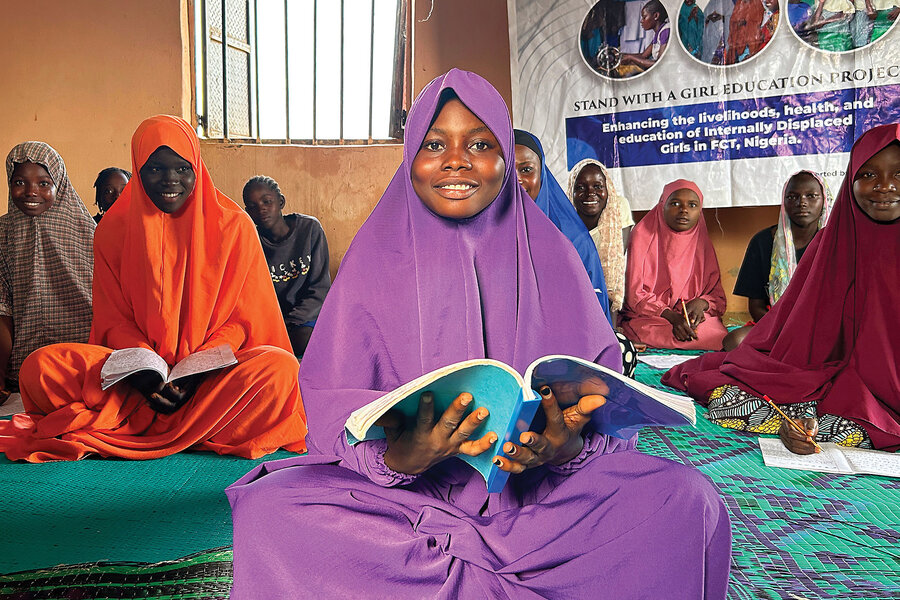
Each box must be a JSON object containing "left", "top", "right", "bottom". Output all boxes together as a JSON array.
[{"left": 227, "top": 69, "right": 731, "bottom": 599}]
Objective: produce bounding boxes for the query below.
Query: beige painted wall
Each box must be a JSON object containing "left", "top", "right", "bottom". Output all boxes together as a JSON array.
[
  {"left": 0, "top": 0, "right": 189, "bottom": 203},
  {"left": 0, "top": 0, "right": 781, "bottom": 313},
  {"left": 201, "top": 143, "right": 402, "bottom": 271}
]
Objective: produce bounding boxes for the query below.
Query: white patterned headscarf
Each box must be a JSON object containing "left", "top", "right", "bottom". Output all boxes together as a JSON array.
[
  {"left": 768, "top": 170, "right": 834, "bottom": 305},
  {"left": 1, "top": 142, "right": 95, "bottom": 381},
  {"left": 567, "top": 159, "right": 628, "bottom": 312}
]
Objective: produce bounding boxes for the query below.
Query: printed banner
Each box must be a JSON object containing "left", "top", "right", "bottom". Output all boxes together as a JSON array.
[{"left": 510, "top": 0, "right": 900, "bottom": 208}]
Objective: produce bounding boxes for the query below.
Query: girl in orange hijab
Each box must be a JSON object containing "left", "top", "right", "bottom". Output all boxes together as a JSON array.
[{"left": 0, "top": 115, "right": 307, "bottom": 462}]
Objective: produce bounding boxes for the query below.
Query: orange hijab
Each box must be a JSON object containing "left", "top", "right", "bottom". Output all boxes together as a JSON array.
[{"left": 91, "top": 115, "right": 291, "bottom": 361}]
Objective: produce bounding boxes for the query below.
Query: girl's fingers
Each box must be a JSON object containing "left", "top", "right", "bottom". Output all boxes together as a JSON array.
[
  {"left": 374, "top": 409, "right": 404, "bottom": 442},
  {"left": 781, "top": 421, "right": 809, "bottom": 441},
  {"left": 454, "top": 406, "right": 490, "bottom": 441},
  {"left": 374, "top": 409, "right": 403, "bottom": 430},
  {"left": 148, "top": 392, "right": 176, "bottom": 413},
  {"left": 563, "top": 394, "right": 605, "bottom": 430},
  {"left": 519, "top": 431, "right": 549, "bottom": 458},
  {"left": 492, "top": 454, "right": 527, "bottom": 474},
  {"left": 437, "top": 392, "right": 473, "bottom": 433},
  {"left": 416, "top": 391, "right": 436, "bottom": 430},
  {"left": 798, "top": 417, "right": 819, "bottom": 437},
  {"left": 458, "top": 431, "right": 497, "bottom": 457},
  {"left": 502, "top": 441, "right": 540, "bottom": 467},
  {"left": 537, "top": 386, "right": 566, "bottom": 433}
]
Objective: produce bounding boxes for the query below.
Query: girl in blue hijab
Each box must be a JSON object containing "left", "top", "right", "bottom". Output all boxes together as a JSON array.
[{"left": 514, "top": 129, "right": 612, "bottom": 325}]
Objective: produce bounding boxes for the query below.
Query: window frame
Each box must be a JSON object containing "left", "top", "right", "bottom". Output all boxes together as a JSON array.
[{"left": 194, "top": 0, "right": 409, "bottom": 146}]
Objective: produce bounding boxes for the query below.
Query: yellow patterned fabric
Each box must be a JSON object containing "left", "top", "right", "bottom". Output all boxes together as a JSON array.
[{"left": 706, "top": 384, "right": 871, "bottom": 447}]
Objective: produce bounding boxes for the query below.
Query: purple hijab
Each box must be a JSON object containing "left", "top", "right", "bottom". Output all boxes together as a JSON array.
[
  {"left": 298, "top": 68, "right": 621, "bottom": 460},
  {"left": 228, "top": 72, "right": 731, "bottom": 598}
]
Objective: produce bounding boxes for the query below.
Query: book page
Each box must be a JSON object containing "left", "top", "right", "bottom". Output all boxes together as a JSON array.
[
  {"left": 100, "top": 348, "right": 169, "bottom": 390},
  {"left": 168, "top": 345, "right": 238, "bottom": 382},
  {"left": 840, "top": 446, "right": 900, "bottom": 478},
  {"left": 758, "top": 438, "right": 852, "bottom": 474},
  {"left": 636, "top": 354, "right": 697, "bottom": 370},
  {"left": 525, "top": 355, "right": 696, "bottom": 439},
  {"left": 345, "top": 359, "right": 523, "bottom": 440}
]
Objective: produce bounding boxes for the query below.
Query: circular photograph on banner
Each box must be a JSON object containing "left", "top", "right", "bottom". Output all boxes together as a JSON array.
[
  {"left": 579, "top": 0, "right": 672, "bottom": 80},
  {"left": 787, "top": 0, "right": 898, "bottom": 52},
  {"left": 677, "top": 0, "right": 780, "bottom": 66}
]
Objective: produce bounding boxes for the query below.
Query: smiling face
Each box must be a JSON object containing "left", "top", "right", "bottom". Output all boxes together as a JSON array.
[
  {"left": 784, "top": 172, "right": 825, "bottom": 228},
  {"left": 243, "top": 183, "right": 285, "bottom": 230},
  {"left": 97, "top": 171, "right": 129, "bottom": 213},
  {"left": 410, "top": 98, "right": 505, "bottom": 220},
  {"left": 139, "top": 146, "right": 197, "bottom": 214},
  {"left": 9, "top": 161, "right": 56, "bottom": 217},
  {"left": 663, "top": 188, "right": 702, "bottom": 232},
  {"left": 852, "top": 142, "right": 900, "bottom": 223},
  {"left": 572, "top": 164, "right": 608, "bottom": 221},
  {"left": 514, "top": 144, "right": 542, "bottom": 200}
]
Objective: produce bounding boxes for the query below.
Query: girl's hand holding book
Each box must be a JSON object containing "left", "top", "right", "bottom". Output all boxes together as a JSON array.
[
  {"left": 379, "top": 391, "right": 498, "bottom": 475},
  {"left": 128, "top": 370, "right": 205, "bottom": 414},
  {"left": 493, "top": 385, "right": 607, "bottom": 473}
]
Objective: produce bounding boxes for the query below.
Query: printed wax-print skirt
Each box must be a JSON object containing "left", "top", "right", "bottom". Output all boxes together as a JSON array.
[{"left": 706, "top": 384, "right": 872, "bottom": 448}]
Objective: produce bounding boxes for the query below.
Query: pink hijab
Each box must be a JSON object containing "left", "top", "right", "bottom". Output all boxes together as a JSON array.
[
  {"left": 664, "top": 125, "right": 900, "bottom": 450},
  {"left": 622, "top": 179, "right": 725, "bottom": 318}
]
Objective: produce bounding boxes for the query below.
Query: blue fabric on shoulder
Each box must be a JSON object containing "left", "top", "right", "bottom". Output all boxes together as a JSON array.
[{"left": 515, "top": 129, "right": 612, "bottom": 325}]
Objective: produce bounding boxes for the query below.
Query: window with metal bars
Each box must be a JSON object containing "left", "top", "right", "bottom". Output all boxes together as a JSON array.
[{"left": 196, "top": 0, "right": 407, "bottom": 144}]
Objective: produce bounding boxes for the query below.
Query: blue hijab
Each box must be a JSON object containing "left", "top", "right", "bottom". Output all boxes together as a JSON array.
[{"left": 514, "top": 130, "right": 612, "bottom": 325}]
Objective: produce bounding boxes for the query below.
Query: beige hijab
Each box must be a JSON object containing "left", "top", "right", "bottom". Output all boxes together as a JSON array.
[{"left": 567, "top": 159, "right": 628, "bottom": 312}]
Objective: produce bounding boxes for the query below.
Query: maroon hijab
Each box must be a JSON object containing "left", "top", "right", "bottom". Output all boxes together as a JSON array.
[{"left": 663, "top": 124, "right": 900, "bottom": 450}]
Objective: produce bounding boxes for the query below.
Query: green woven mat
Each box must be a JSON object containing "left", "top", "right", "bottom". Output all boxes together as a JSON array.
[
  {"left": 634, "top": 349, "right": 900, "bottom": 599},
  {"left": 0, "top": 547, "right": 233, "bottom": 600},
  {"left": 3, "top": 353, "right": 899, "bottom": 598},
  {"left": 0, "top": 449, "right": 292, "bottom": 574}
]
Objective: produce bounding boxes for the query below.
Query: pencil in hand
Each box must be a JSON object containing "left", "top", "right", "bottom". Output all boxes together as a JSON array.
[
  {"left": 681, "top": 299, "right": 694, "bottom": 329},
  {"left": 762, "top": 394, "right": 823, "bottom": 452}
]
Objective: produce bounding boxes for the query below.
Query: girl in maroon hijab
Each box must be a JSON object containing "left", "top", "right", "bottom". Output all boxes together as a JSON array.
[
  {"left": 664, "top": 124, "right": 900, "bottom": 453},
  {"left": 620, "top": 180, "right": 728, "bottom": 350}
]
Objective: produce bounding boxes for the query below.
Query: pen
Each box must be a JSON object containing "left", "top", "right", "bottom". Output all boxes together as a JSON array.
[
  {"left": 681, "top": 299, "right": 693, "bottom": 329},
  {"left": 762, "top": 394, "right": 822, "bottom": 451}
]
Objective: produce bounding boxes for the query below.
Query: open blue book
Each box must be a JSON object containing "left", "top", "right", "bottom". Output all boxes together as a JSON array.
[{"left": 344, "top": 355, "right": 695, "bottom": 493}]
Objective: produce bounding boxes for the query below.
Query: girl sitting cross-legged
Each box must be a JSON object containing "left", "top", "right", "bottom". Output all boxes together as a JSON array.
[
  {"left": 619, "top": 179, "right": 728, "bottom": 350},
  {"left": 664, "top": 124, "right": 900, "bottom": 453},
  {"left": 226, "top": 69, "right": 731, "bottom": 600},
  {"left": 0, "top": 116, "right": 308, "bottom": 462}
]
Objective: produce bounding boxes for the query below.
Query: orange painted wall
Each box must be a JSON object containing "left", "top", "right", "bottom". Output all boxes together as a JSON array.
[
  {"left": 201, "top": 143, "right": 401, "bottom": 271},
  {"left": 413, "top": 0, "right": 513, "bottom": 108}
]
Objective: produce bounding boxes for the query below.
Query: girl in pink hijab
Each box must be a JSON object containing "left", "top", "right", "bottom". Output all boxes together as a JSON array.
[{"left": 619, "top": 179, "right": 728, "bottom": 350}]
